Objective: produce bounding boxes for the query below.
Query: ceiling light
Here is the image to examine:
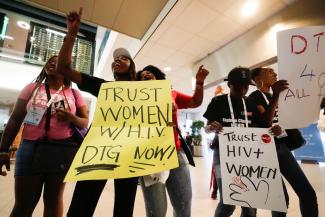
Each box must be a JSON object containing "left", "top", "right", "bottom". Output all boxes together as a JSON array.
[
  {"left": 241, "top": 0, "right": 259, "bottom": 17},
  {"left": 271, "top": 23, "right": 286, "bottom": 33},
  {"left": 46, "top": 28, "right": 66, "bottom": 37},
  {"left": 0, "top": 53, "right": 24, "bottom": 61},
  {"left": 163, "top": 67, "right": 171, "bottom": 72},
  {"left": 17, "top": 21, "right": 30, "bottom": 30},
  {"left": 46, "top": 28, "right": 86, "bottom": 38},
  {"left": 270, "top": 23, "right": 288, "bottom": 45}
]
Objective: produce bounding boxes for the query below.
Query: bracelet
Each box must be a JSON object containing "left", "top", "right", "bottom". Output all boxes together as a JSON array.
[
  {"left": 0, "top": 152, "right": 9, "bottom": 157},
  {"left": 196, "top": 81, "right": 204, "bottom": 86},
  {"left": 64, "top": 34, "right": 76, "bottom": 41}
]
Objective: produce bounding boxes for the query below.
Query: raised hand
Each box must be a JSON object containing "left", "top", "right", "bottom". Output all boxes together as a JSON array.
[
  {"left": 206, "top": 121, "right": 223, "bottom": 134},
  {"left": 67, "top": 7, "right": 83, "bottom": 37},
  {"left": 269, "top": 124, "right": 283, "bottom": 137},
  {"left": 196, "top": 65, "right": 209, "bottom": 83}
]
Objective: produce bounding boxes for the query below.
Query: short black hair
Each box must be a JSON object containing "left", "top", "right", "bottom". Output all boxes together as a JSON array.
[
  {"left": 136, "top": 65, "right": 166, "bottom": 80},
  {"left": 251, "top": 68, "right": 263, "bottom": 81}
]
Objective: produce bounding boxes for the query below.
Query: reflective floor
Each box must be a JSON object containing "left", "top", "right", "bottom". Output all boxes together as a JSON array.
[{"left": 1, "top": 148, "right": 324, "bottom": 217}]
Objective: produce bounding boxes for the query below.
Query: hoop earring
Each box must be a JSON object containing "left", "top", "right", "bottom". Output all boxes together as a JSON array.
[{"left": 256, "top": 80, "right": 263, "bottom": 89}]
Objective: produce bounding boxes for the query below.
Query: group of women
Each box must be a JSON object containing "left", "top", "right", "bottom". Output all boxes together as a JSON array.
[{"left": 0, "top": 8, "right": 319, "bottom": 217}]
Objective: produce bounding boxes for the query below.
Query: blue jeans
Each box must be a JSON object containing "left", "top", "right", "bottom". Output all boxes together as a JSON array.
[
  {"left": 272, "top": 143, "right": 318, "bottom": 217},
  {"left": 140, "top": 151, "right": 192, "bottom": 217},
  {"left": 213, "top": 148, "right": 257, "bottom": 217}
]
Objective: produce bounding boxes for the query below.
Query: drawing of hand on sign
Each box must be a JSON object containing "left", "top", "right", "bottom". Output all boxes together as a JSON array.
[{"left": 229, "top": 176, "right": 270, "bottom": 208}]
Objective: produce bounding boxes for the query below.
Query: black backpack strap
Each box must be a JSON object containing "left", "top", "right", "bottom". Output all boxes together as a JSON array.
[
  {"left": 175, "top": 126, "right": 195, "bottom": 167},
  {"left": 44, "top": 82, "right": 51, "bottom": 133}
]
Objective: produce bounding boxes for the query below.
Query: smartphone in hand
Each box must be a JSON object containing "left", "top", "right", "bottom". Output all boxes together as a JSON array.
[{"left": 54, "top": 100, "right": 65, "bottom": 110}]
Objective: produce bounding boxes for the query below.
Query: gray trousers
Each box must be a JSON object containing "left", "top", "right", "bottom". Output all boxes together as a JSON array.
[{"left": 140, "top": 151, "right": 192, "bottom": 217}]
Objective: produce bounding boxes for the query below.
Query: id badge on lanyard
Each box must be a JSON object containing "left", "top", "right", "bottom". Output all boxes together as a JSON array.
[
  {"left": 23, "top": 85, "right": 63, "bottom": 126},
  {"left": 227, "top": 94, "right": 248, "bottom": 128},
  {"left": 24, "top": 104, "right": 47, "bottom": 126}
]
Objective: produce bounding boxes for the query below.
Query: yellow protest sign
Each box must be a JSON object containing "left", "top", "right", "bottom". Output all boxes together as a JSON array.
[{"left": 65, "top": 80, "right": 179, "bottom": 181}]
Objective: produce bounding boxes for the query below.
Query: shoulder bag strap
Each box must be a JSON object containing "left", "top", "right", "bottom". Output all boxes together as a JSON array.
[
  {"left": 44, "top": 82, "right": 51, "bottom": 133},
  {"left": 175, "top": 126, "right": 195, "bottom": 167}
]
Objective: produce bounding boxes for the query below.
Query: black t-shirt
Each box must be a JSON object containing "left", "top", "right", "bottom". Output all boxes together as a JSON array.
[
  {"left": 203, "top": 94, "right": 259, "bottom": 128},
  {"left": 203, "top": 94, "right": 259, "bottom": 149},
  {"left": 249, "top": 90, "right": 290, "bottom": 149},
  {"left": 77, "top": 73, "right": 108, "bottom": 97},
  {"left": 248, "top": 90, "right": 278, "bottom": 127}
]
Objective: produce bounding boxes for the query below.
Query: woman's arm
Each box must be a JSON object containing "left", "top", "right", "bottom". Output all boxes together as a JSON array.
[
  {"left": 205, "top": 120, "right": 223, "bottom": 134},
  {"left": 57, "top": 8, "right": 83, "bottom": 84},
  {"left": 56, "top": 105, "right": 89, "bottom": 129},
  {"left": 70, "top": 105, "right": 89, "bottom": 128},
  {"left": 259, "top": 80, "right": 288, "bottom": 125},
  {"left": 0, "top": 99, "right": 27, "bottom": 152},
  {"left": 188, "top": 65, "right": 209, "bottom": 108}
]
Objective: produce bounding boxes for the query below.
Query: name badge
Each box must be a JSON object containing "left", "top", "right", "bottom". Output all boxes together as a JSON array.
[{"left": 24, "top": 105, "right": 47, "bottom": 126}]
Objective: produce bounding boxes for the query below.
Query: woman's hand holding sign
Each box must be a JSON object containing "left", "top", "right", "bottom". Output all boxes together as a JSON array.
[
  {"left": 269, "top": 125, "right": 282, "bottom": 137},
  {"left": 206, "top": 121, "right": 223, "bottom": 134}
]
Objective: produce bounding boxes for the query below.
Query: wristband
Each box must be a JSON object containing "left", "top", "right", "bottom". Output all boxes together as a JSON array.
[
  {"left": 196, "top": 81, "right": 204, "bottom": 86},
  {"left": 64, "top": 34, "right": 76, "bottom": 41},
  {"left": 0, "top": 152, "right": 9, "bottom": 157}
]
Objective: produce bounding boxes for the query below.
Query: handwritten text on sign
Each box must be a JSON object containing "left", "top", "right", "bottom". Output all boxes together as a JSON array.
[
  {"left": 65, "top": 80, "right": 178, "bottom": 182},
  {"left": 278, "top": 26, "right": 325, "bottom": 128},
  {"left": 219, "top": 127, "right": 287, "bottom": 212}
]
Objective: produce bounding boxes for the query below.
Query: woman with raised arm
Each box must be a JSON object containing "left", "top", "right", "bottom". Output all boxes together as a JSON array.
[
  {"left": 136, "top": 65, "right": 209, "bottom": 217},
  {"left": 57, "top": 8, "right": 139, "bottom": 217},
  {"left": 248, "top": 67, "right": 318, "bottom": 217}
]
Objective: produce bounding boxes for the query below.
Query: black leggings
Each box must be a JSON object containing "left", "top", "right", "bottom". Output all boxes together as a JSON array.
[{"left": 67, "top": 177, "right": 139, "bottom": 217}]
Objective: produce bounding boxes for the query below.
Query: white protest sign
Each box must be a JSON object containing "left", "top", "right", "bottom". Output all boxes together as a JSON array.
[
  {"left": 219, "top": 127, "right": 287, "bottom": 212},
  {"left": 277, "top": 26, "right": 325, "bottom": 128}
]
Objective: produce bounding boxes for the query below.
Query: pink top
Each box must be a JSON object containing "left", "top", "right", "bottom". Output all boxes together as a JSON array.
[{"left": 19, "top": 83, "right": 86, "bottom": 140}]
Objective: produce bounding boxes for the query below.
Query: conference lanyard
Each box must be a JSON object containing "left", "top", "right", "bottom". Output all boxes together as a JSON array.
[
  {"left": 46, "top": 86, "right": 64, "bottom": 107},
  {"left": 227, "top": 94, "right": 248, "bottom": 128},
  {"left": 31, "top": 84, "right": 64, "bottom": 107},
  {"left": 24, "top": 84, "right": 64, "bottom": 126},
  {"left": 258, "top": 90, "right": 287, "bottom": 137}
]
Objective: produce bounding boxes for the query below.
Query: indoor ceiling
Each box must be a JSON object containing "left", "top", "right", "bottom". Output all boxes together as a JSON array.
[
  {"left": 23, "top": 0, "right": 170, "bottom": 39},
  {"left": 0, "top": 0, "right": 296, "bottom": 106},
  {"left": 134, "top": 0, "right": 296, "bottom": 94}
]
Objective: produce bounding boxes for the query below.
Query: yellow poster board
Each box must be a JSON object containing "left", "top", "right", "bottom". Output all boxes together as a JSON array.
[{"left": 65, "top": 80, "right": 179, "bottom": 181}]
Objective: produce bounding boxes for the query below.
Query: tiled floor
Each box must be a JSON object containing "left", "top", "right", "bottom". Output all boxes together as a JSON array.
[{"left": 1, "top": 148, "right": 324, "bottom": 217}]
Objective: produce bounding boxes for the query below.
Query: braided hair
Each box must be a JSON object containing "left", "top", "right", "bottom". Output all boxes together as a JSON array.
[{"left": 35, "top": 55, "right": 71, "bottom": 86}]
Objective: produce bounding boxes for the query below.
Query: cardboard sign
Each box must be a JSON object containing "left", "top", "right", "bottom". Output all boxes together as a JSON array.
[
  {"left": 65, "top": 80, "right": 178, "bottom": 182},
  {"left": 219, "top": 127, "right": 287, "bottom": 212},
  {"left": 277, "top": 26, "right": 325, "bottom": 128}
]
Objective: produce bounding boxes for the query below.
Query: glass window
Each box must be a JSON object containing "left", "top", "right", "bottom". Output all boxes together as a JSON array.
[{"left": 0, "top": 5, "right": 96, "bottom": 75}]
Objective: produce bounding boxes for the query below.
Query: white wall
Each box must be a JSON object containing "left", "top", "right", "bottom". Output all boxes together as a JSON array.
[
  {"left": 194, "top": 0, "right": 325, "bottom": 85},
  {"left": 0, "top": 59, "right": 95, "bottom": 125},
  {"left": 0, "top": 59, "right": 41, "bottom": 92}
]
